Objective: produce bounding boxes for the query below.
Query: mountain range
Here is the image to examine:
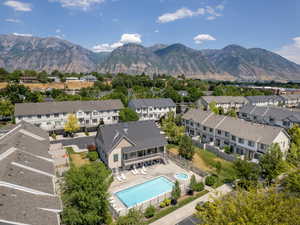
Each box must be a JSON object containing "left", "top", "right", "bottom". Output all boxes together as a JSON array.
[{"left": 1, "top": 34, "right": 300, "bottom": 81}]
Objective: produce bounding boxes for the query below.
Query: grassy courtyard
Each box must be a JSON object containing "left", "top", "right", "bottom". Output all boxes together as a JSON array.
[
  {"left": 167, "top": 144, "right": 237, "bottom": 185},
  {"left": 65, "top": 147, "right": 91, "bottom": 167}
]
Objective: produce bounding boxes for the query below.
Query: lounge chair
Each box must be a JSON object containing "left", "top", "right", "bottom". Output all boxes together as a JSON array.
[
  {"left": 121, "top": 173, "right": 126, "bottom": 180},
  {"left": 141, "top": 169, "right": 146, "bottom": 175},
  {"left": 142, "top": 166, "right": 147, "bottom": 172},
  {"left": 131, "top": 169, "right": 137, "bottom": 175},
  {"left": 134, "top": 167, "right": 139, "bottom": 174},
  {"left": 116, "top": 175, "right": 122, "bottom": 182}
]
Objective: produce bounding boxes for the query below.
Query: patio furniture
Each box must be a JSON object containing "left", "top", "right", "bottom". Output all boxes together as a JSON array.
[
  {"left": 141, "top": 169, "right": 147, "bottom": 175},
  {"left": 131, "top": 169, "right": 137, "bottom": 175},
  {"left": 121, "top": 173, "right": 126, "bottom": 180},
  {"left": 116, "top": 175, "right": 123, "bottom": 182},
  {"left": 142, "top": 165, "right": 147, "bottom": 172}
]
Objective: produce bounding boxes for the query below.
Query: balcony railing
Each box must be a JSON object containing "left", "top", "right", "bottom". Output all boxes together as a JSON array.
[{"left": 123, "top": 153, "right": 165, "bottom": 164}]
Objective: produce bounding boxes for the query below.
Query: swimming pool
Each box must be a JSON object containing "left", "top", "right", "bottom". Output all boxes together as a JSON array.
[
  {"left": 115, "top": 176, "right": 174, "bottom": 208},
  {"left": 175, "top": 173, "right": 189, "bottom": 180}
]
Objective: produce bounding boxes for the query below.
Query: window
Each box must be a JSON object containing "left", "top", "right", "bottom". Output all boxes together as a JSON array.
[
  {"left": 46, "top": 114, "right": 51, "bottom": 118},
  {"left": 203, "top": 126, "right": 207, "bottom": 131},
  {"left": 209, "top": 128, "right": 213, "bottom": 133},
  {"left": 225, "top": 132, "right": 229, "bottom": 137},
  {"left": 248, "top": 140, "right": 254, "bottom": 147},
  {"left": 85, "top": 120, "right": 90, "bottom": 124},
  {"left": 113, "top": 154, "right": 118, "bottom": 162},
  {"left": 93, "top": 112, "right": 98, "bottom": 115},
  {"left": 260, "top": 143, "right": 266, "bottom": 150},
  {"left": 217, "top": 130, "right": 221, "bottom": 135},
  {"left": 92, "top": 119, "right": 98, "bottom": 124},
  {"left": 54, "top": 113, "right": 59, "bottom": 118},
  {"left": 37, "top": 115, "right": 42, "bottom": 119},
  {"left": 238, "top": 138, "right": 244, "bottom": 144}
]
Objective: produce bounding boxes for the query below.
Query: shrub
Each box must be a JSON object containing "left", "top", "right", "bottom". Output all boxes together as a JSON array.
[
  {"left": 164, "top": 198, "right": 171, "bottom": 206},
  {"left": 193, "top": 182, "right": 204, "bottom": 192},
  {"left": 160, "top": 202, "right": 166, "bottom": 208},
  {"left": 87, "top": 152, "right": 99, "bottom": 161},
  {"left": 51, "top": 133, "right": 56, "bottom": 139},
  {"left": 144, "top": 205, "right": 156, "bottom": 218},
  {"left": 85, "top": 131, "right": 89, "bottom": 136},
  {"left": 189, "top": 175, "right": 197, "bottom": 191},
  {"left": 205, "top": 175, "right": 218, "bottom": 186},
  {"left": 224, "top": 145, "right": 233, "bottom": 154}
]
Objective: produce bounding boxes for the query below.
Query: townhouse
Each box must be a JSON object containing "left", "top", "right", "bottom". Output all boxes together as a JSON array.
[
  {"left": 245, "top": 95, "right": 285, "bottom": 107},
  {"left": 197, "top": 96, "right": 249, "bottom": 112},
  {"left": 15, "top": 100, "right": 124, "bottom": 132},
  {"left": 96, "top": 121, "right": 167, "bottom": 173},
  {"left": 280, "top": 94, "right": 300, "bottom": 107},
  {"left": 0, "top": 121, "right": 61, "bottom": 225},
  {"left": 182, "top": 109, "right": 290, "bottom": 160},
  {"left": 128, "top": 98, "right": 176, "bottom": 121},
  {"left": 239, "top": 104, "right": 300, "bottom": 129}
]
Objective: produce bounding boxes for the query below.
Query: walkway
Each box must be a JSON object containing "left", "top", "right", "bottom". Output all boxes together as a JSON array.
[{"left": 150, "top": 184, "right": 233, "bottom": 225}]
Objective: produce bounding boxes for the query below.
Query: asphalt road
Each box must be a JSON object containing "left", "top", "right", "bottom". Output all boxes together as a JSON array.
[{"left": 51, "top": 135, "right": 96, "bottom": 149}]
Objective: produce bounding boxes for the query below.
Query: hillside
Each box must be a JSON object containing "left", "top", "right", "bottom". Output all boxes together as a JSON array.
[{"left": 1, "top": 34, "right": 300, "bottom": 81}]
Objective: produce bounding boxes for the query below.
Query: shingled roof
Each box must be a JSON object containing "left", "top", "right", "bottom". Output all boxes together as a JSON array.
[
  {"left": 128, "top": 98, "right": 176, "bottom": 109},
  {"left": 183, "top": 109, "right": 287, "bottom": 145},
  {"left": 96, "top": 120, "right": 167, "bottom": 154},
  {"left": 200, "top": 96, "right": 248, "bottom": 104},
  {"left": 14, "top": 99, "right": 124, "bottom": 116},
  {"left": 0, "top": 121, "right": 61, "bottom": 225}
]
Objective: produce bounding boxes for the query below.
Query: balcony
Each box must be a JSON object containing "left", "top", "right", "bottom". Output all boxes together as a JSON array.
[{"left": 123, "top": 153, "right": 165, "bottom": 165}]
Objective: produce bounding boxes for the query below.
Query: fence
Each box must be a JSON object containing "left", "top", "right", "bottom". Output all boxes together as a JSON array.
[
  {"left": 166, "top": 151, "right": 209, "bottom": 177},
  {"left": 192, "top": 140, "right": 237, "bottom": 162}
]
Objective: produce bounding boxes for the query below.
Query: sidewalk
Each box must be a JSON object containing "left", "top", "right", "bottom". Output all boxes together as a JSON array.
[{"left": 150, "top": 184, "right": 233, "bottom": 225}]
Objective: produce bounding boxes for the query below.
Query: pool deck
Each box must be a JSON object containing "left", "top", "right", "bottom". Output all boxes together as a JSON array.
[{"left": 108, "top": 161, "right": 203, "bottom": 215}]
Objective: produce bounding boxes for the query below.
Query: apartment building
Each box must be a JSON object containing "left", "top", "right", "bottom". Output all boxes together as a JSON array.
[
  {"left": 197, "top": 96, "right": 249, "bottom": 112},
  {"left": 182, "top": 109, "right": 290, "bottom": 160},
  {"left": 245, "top": 95, "right": 285, "bottom": 107},
  {"left": 280, "top": 94, "right": 300, "bottom": 107},
  {"left": 0, "top": 121, "right": 61, "bottom": 225},
  {"left": 128, "top": 98, "right": 176, "bottom": 121},
  {"left": 15, "top": 100, "right": 124, "bottom": 132},
  {"left": 96, "top": 121, "right": 167, "bottom": 173},
  {"left": 239, "top": 104, "right": 300, "bottom": 129}
]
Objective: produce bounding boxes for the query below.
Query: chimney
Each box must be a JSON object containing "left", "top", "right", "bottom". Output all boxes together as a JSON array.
[{"left": 123, "top": 124, "right": 128, "bottom": 134}]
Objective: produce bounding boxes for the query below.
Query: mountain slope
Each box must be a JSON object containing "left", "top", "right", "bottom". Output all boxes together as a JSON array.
[
  {"left": 202, "top": 44, "right": 300, "bottom": 80},
  {"left": 1, "top": 34, "right": 300, "bottom": 81},
  {"left": 99, "top": 43, "right": 161, "bottom": 75},
  {"left": 0, "top": 34, "right": 97, "bottom": 72}
]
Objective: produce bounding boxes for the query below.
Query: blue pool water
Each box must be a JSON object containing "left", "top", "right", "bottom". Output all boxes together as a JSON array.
[
  {"left": 175, "top": 173, "right": 188, "bottom": 180},
  {"left": 115, "top": 176, "right": 174, "bottom": 208}
]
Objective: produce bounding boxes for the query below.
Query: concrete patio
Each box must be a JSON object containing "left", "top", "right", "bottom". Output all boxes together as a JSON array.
[{"left": 108, "top": 161, "right": 203, "bottom": 216}]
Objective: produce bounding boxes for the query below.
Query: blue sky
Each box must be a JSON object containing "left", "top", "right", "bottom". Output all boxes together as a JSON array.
[{"left": 1, "top": 0, "right": 300, "bottom": 63}]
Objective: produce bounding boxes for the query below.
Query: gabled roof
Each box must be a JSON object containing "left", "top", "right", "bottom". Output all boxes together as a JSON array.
[
  {"left": 183, "top": 109, "right": 287, "bottom": 145},
  {"left": 245, "top": 95, "right": 285, "bottom": 103},
  {"left": 15, "top": 99, "right": 124, "bottom": 116},
  {"left": 97, "top": 120, "right": 167, "bottom": 154},
  {"left": 240, "top": 104, "right": 300, "bottom": 123},
  {"left": 129, "top": 98, "right": 176, "bottom": 109},
  {"left": 200, "top": 96, "right": 248, "bottom": 104}
]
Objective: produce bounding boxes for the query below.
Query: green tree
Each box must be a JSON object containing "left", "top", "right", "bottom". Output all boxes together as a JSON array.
[
  {"left": 179, "top": 135, "right": 195, "bottom": 160},
  {"left": 119, "top": 107, "right": 139, "bottom": 122},
  {"left": 234, "top": 159, "right": 260, "bottom": 189},
  {"left": 62, "top": 162, "right": 112, "bottom": 225},
  {"left": 189, "top": 174, "right": 197, "bottom": 191},
  {"left": 287, "top": 125, "right": 300, "bottom": 166},
  {"left": 171, "top": 180, "right": 181, "bottom": 201},
  {"left": 0, "top": 99, "right": 13, "bottom": 117},
  {"left": 259, "top": 144, "right": 286, "bottom": 184},
  {"left": 116, "top": 209, "right": 146, "bottom": 225},
  {"left": 226, "top": 108, "right": 237, "bottom": 117},
  {"left": 196, "top": 188, "right": 300, "bottom": 225},
  {"left": 161, "top": 112, "right": 185, "bottom": 144},
  {"left": 144, "top": 205, "right": 156, "bottom": 218},
  {"left": 283, "top": 170, "right": 300, "bottom": 196},
  {"left": 64, "top": 114, "right": 80, "bottom": 134},
  {"left": 208, "top": 101, "right": 219, "bottom": 114}
]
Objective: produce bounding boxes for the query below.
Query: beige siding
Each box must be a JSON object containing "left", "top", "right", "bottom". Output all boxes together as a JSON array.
[
  {"left": 273, "top": 131, "right": 290, "bottom": 156},
  {"left": 108, "top": 138, "right": 132, "bottom": 169}
]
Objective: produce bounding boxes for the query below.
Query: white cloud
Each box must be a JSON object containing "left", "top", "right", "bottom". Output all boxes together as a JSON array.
[
  {"left": 157, "top": 4, "right": 224, "bottom": 23},
  {"left": 276, "top": 37, "right": 300, "bottom": 64},
  {"left": 92, "top": 33, "right": 142, "bottom": 52},
  {"left": 56, "top": 29, "right": 61, "bottom": 33},
  {"left": 120, "top": 33, "right": 142, "bottom": 44},
  {"left": 154, "top": 29, "right": 159, "bottom": 33},
  {"left": 4, "top": 1, "right": 32, "bottom": 12},
  {"left": 12, "top": 33, "right": 32, "bottom": 37},
  {"left": 49, "top": 0, "right": 105, "bottom": 10},
  {"left": 194, "top": 34, "right": 216, "bottom": 44},
  {"left": 5, "top": 18, "right": 21, "bottom": 23}
]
